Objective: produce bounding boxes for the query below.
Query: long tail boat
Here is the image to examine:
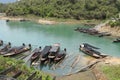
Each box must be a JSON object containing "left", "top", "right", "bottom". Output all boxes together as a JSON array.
[
  {"left": 54, "top": 48, "right": 66, "bottom": 63},
  {"left": 40, "top": 46, "right": 51, "bottom": 62},
  {"left": 80, "top": 44, "right": 107, "bottom": 59},
  {"left": 82, "top": 43, "right": 100, "bottom": 49},
  {"left": 3, "top": 44, "right": 31, "bottom": 57},
  {"left": 113, "top": 38, "right": 120, "bottom": 43},
  {"left": 75, "top": 28, "right": 99, "bottom": 35},
  {"left": 48, "top": 43, "right": 60, "bottom": 59},
  {"left": 98, "top": 32, "right": 111, "bottom": 37},
  {"left": 0, "top": 42, "right": 11, "bottom": 55},
  {"left": 31, "top": 47, "right": 41, "bottom": 62}
]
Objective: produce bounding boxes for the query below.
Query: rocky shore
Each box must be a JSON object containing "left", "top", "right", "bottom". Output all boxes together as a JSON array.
[{"left": 97, "top": 25, "right": 120, "bottom": 37}]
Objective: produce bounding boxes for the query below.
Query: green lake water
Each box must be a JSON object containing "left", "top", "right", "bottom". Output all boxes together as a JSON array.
[
  {"left": 0, "top": 20, "right": 120, "bottom": 57},
  {"left": 0, "top": 20, "right": 120, "bottom": 76}
]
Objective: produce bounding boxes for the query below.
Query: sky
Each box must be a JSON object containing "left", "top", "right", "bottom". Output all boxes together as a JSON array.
[{"left": 0, "top": 0, "right": 17, "bottom": 3}]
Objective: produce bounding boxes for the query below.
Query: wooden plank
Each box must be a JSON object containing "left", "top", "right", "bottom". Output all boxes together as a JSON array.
[
  {"left": 12, "top": 71, "right": 22, "bottom": 78},
  {"left": 53, "top": 76, "right": 56, "bottom": 80},
  {"left": 0, "top": 66, "right": 15, "bottom": 75},
  {"left": 26, "top": 72, "right": 36, "bottom": 80},
  {"left": 36, "top": 76, "right": 42, "bottom": 80},
  {"left": 66, "top": 60, "right": 100, "bottom": 76}
]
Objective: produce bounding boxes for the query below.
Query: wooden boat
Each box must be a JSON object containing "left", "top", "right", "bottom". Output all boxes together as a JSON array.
[
  {"left": 54, "top": 49, "right": 66, "bottom": 63},
  {"left": 48, "top": 43, "right": 60, "bottom": 59},
  {"left": 113, "top": 38, "right": 120, "bottom": 43},
  {"left": 20, "top": 19, "right": 28, "bottom": 22},
  {"left": 82, "top": 43, "right": 100, "bottom": 49},
  {"left": 0, "top": 42, "right": 11, "bottom": 55},
  {"left": 98, "top": 32, "right": 111, "bottom": 37},
  {"left": 3, "top": 44, "right": 31, "bottom": 57},
  {"left": 75, "top": 27, "right": 111, "bottom": 37},
  {"left": 6, "top": 19, "right": 10, "bottom": 22},
  {"left": 40, "top": 46, "right": 51, "bottom": 62},
  {"left": 80, "top": 44, "right": 107, "bottom": 59},
  {"left": 75, "top": 28, "right": 99, "bottom": 35},
  {"left": 31, "top": 47, "right": 41, "bottom": 62}
]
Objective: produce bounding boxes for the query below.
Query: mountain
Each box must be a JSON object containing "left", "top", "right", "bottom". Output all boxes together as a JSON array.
[{"left": 1, "top": 0, "right": 120, "bottom": 20}]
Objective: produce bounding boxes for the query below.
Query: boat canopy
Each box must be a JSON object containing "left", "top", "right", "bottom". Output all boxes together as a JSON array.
[
  {"left": 41, "top": 46, "right": 51, "bottom": 55},
  {"left": 49, "top": 46, "right": 59, "bottom": 53}
]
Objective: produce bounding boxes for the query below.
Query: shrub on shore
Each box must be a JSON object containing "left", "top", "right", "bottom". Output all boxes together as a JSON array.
[
  {"left": 100, "top": 65, "right": 120, "bottom": 80},
  {"left": 108, "top": 20, "right": 120, "bottom": 27}
]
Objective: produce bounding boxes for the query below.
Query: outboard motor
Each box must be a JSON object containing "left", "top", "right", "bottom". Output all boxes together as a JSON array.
[
  {"left": 22, "top": 43, "right": 25, "bottom": 46},
  {"left": 8, "top": 42, "right": 11, "bottom": 46},
  {"left": 64, "top": 48, "right": 67, "bottom": 52},
  {"left": 28, "top": 44, "right": 32, "bottom": 49},
  {"left": 80, "top": 44, "right": 84, "bottom": 48},
  {"left": 0, "top": 40, "right": 3, "bottom": 46},
  {"left": 7, "top": 42, "right": 11, "bottom": 48},
  {"left": 39, "top": 46, "right": 41, "bottom": 49}
]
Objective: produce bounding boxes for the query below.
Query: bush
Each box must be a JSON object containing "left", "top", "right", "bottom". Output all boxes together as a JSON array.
[
  {"left": 100, "top": 65, "right": 120, "bottom": 80},
  {"left": 0, "top": 56, "right": 52, "bottom": 80},
  {"left": 108, "top": 20, "right": 120, "bottom": 27}
]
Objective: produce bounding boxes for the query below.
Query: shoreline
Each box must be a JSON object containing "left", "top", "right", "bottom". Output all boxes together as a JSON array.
[
  {"left": 0, "top": 15, "right": 102, "bottom": 25},
  {"left": 55, "top": 56, "right": 120, "bottom": 80}
]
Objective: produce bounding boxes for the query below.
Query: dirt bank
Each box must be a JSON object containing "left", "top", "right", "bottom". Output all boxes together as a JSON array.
[
  {"left": 0, "top": 16, "right": 24, "bottom": 21},
  {"left": 38, "top": 19, "right": 57, "bottom": 24},
  {"left": 0, "top": 15, "right": 102, "bottom": 25}
]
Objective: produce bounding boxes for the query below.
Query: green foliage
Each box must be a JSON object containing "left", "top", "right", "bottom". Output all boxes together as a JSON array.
[
  {"left": 46, "top": 75, "right": 51, "bottom": 80},
  {"left": 108, "top": 20, "right": 120, "bottom": 27},
  {"left": 100, "top": 65, "right": 120, "bottom": 80},
  {"left": 0, "top": 3, "right": 8, "bottom": 13},
  {"left": 0, "top": 56, "right": 52, "bottom": 80},
  {"left": 1, "top": 0, "right": 120, "bottom": 20}
]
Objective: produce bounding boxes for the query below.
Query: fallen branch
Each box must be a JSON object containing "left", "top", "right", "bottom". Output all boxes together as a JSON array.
[
  {"left": 66, "top": 60, "right": 100, "bottom": 76},
  {"left": 70, "top": 55, "right": 81, "bottom": 69}
]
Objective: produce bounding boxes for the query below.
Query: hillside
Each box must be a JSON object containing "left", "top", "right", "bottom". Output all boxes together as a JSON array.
[{"left": 0, "top": 0, "right": 120, "bottom": 20}]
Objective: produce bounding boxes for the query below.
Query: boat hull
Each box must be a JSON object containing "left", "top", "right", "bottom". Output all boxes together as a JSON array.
[{"left": 80, "top": 47, "right": 106, "bottom": 59}]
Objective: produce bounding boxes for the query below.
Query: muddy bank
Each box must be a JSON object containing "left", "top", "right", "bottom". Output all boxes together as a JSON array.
[{"left": 55, "top": 56, "right": 120, "bottom": 80}]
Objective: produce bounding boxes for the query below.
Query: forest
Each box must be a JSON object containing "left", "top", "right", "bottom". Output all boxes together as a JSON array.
[{"left": 0, "top": 0, "right": 120, "bottom": 20}]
